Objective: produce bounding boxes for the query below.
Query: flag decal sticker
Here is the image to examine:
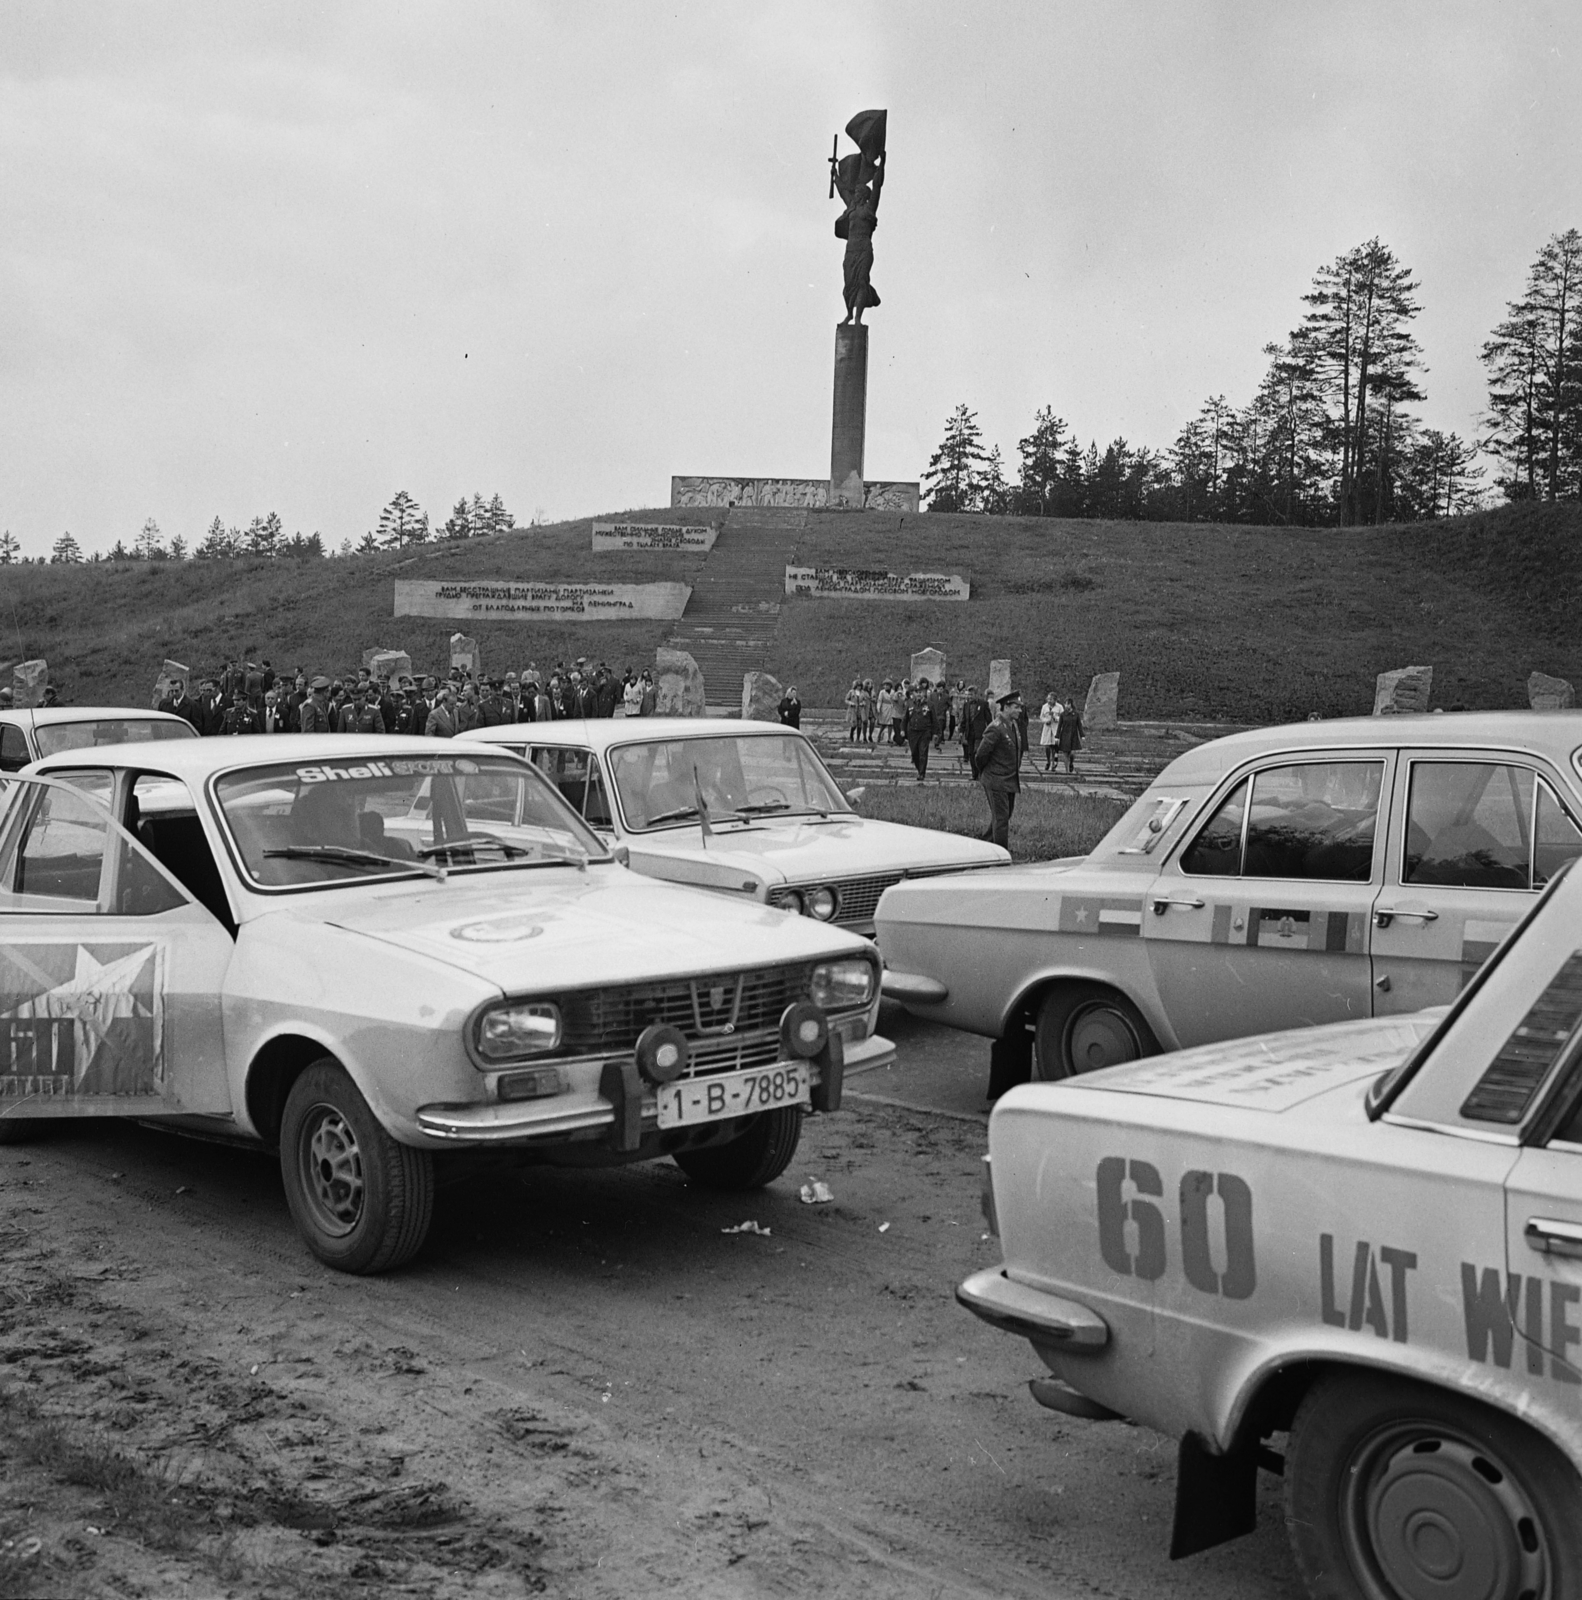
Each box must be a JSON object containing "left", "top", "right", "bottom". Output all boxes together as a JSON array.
[
  {"left": 1205, "top": 907, "right": 1365, "bottom": 952},
  {"left": 1059, "top": 896, "right": 1143, "bottom": 936}
]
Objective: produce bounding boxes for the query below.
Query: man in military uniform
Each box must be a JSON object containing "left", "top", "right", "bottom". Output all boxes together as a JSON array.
[
  {"left": 298, "top": 677, "right": 334, "bottom": 734},
  {"left": 960, "top": 685, "right": 991, "bottom": 778},
  {"left": 975, "top": 691, "right": 1022, "bottom": 849}
]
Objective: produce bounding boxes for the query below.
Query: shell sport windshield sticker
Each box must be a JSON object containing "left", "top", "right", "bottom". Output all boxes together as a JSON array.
[
  {"left": 0, "top": 942, "right": 165, "bottom": 1099},
  {"left": 294, "top": 757, "right": 481, "bottom": 783}
]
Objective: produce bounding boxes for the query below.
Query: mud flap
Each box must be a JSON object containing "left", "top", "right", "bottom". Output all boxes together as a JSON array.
[
  {"left": 1169, "top": 1431, "right": 1257, "bottom": 1559},
  {"left": 600, "top": 1059, "right": 644, "bottom": 1152},
  {"left": 809, "top": 1033, "right": 845, "bottom": 1113},
  {"left": 987, "top": 1028, "right": 1032, "bottom": 1100}
]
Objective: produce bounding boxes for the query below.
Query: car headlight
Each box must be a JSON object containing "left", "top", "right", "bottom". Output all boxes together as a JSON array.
[
  {"left": 806, "top": 886, "right": 838, "bottom": 920},
  {"left": 810, "top": 959, "right": 875, "bottom": 1010},
  {"left": 476, "top": 1001, "right": 561, "bottom": 1061},
  {"left": 771, "top": 889, "right": 805, "bottom": 915}
]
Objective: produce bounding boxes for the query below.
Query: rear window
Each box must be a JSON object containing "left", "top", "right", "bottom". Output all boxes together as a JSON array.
[{"left": 35, "top": 719, "right": 196, "bottom": 757}]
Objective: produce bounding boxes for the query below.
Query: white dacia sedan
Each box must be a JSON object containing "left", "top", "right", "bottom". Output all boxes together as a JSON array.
[
  {"left": 461, "top": 716, "right": 1009, "bottom": 936},
  {"left": 0, "top": 736, "right": 892, "bottom": 1272},
  {"left": 878, "top": 711, "right": 1582, "bottom": 1096},
  {"left": 961, "top": 860, "right": 1582, "bottom": 1598}
]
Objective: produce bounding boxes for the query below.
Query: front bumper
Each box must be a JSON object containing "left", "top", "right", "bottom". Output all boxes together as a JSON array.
[
  {"left": 956, "top": 1267, "right": 1110, "bottom": 1351},
  {"left": 416, "top": 1029, "right": 895, "bottom": 1143}
]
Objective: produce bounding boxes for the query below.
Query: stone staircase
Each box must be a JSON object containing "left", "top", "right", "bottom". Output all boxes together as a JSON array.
[
  {"left": 801, "top": 716, "right": 1253, "bottom": 798},
  {"left": 665, "top": 507, "right": 805, "bottom": 707}
]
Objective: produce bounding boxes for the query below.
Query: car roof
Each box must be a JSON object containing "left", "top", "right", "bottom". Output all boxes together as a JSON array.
[
  {"left": 27, "top": 732, "right": 535, "bottom": 778},
  {"left": 461, "top": 717, "right": 791, "bottom": 749},
  {"left": 1157, "top": 711, "right": 1582, "bottom": 785},
  {"left": 0, "top": 706, "right": 193, "bottom": 728}
]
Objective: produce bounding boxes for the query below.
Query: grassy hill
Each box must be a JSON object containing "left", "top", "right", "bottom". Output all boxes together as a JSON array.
[{"left": 5, "top": 500, "right": 1580, "bottom": 721}]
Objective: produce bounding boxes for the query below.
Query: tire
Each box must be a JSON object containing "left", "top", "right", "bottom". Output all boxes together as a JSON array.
[
  {"left": 673, "top": 1108, "right": 803, "bottom": 1190},
  {"left": 1285, "top": 1370, "right": 1582, "bottom": 1600},
  {"left": 279, "top": 1059, "right": 434, "bottom": 1274},
  {"left": 1032, "top": 985, "right": 1157, "bottom": 1080}
]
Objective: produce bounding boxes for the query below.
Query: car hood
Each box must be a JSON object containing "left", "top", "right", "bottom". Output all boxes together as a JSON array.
[
  {"left": 1037, "top": 1012, "right": 1444, "bottom": 1114},
  {"left": 875, "top": 857, "right": 1118, "bottom": 931},
  {"left": 314, "top": 867, "right": 876, "bottom": 991},
  {"left": 628, "top": 815, "right": 1009, "bottom": 886}
]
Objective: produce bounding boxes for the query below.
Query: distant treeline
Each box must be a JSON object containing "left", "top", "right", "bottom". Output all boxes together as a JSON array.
[{"left": 924, "top": 230, "right": 1582, "bottom": 526}]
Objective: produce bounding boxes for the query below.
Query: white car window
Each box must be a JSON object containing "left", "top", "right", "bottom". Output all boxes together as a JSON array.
[
  {"left": 608, "top": 735, "right": 848, "bottom": 831},
  {"left": 0, "top": 726, "right": 29, "bottom": 773},
  {"left": 1536, "top": 783, "right": 1582, "bottom": 887},
  {"left": 33, "top": 719, "right": 196, "bottom": 757},
  {"left": 1404, "top": 762, "right": 1534, "bottom": 890}
]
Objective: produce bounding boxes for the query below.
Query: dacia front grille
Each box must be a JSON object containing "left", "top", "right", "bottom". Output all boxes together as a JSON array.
[
  {"left": 554, "top": 964, "right": 815, "bottom": 1056},
  {"left": 797, "top": 865, "right": 974, "bottom": 927}
]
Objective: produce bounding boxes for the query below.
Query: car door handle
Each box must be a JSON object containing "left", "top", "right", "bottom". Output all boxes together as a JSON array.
[
  {"left": 1374, "top": 906, "right": 1439, "bottom": 927},
  {"left": 1525, "top": 1217, "right": 1582, "bottom": 1259},
  {"left": 1151, "top": 896, "right": 1206, "bottom": 915}
]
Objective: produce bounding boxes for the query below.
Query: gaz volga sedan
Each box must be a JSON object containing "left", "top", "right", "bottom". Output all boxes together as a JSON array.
[
  {"left": 877, "top": 711, "right": 1582, "bottom": 1095},
  {"left": 0, "top": 736, "right": 892, "bottom": 1272},
  {"left": 460, "top": 717, "right": 1009, "bottom": 937},
  {"left": 961, "top": 859, "right": 1582, "bottom": 1598}
]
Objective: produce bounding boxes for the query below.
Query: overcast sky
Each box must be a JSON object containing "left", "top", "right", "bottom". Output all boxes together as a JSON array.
[{"left": 2, "top": 0, "right": 1578, "bottom": 556}]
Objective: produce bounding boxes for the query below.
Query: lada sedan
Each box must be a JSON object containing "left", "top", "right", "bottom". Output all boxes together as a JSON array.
[
  {"left": 0, "top": 736, "right": 892, "bottom": 1272},
  {"left": 461, "top": 716, "right": 1008, "bottom": 936},
  {"left": 959, "top": 859, "right": 1582, "bottom": 1596},
  {"left": 876, "top": 711, "right": 1582, "bottom": 1093},
  {"left": 0, "top": 705, "right": 196, "bottom": 771}
]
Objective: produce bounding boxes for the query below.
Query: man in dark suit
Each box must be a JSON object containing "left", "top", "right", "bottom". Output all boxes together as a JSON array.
[
  {"left": 960, "top": 686, "right": 990, "bottom": 778},
  {"left": 158, "top": 679, "right": 203, "bottom": 732},
  {"left": 975, "top": 691, "right": 1022, "bottom": 849}
]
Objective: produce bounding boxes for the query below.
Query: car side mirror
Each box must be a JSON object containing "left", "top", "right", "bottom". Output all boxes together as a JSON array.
[{"left": 611, "top": 845, "right": 631, "bottom": 867}]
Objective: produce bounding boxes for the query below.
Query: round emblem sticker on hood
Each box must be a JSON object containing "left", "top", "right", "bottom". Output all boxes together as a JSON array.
[{"left": 450, "top": 915, "right": 545, "bottom": 944}]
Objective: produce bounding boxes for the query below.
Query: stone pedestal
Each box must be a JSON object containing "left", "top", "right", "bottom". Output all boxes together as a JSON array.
[
  {"left": 449, "top": 633, "right": 480, "bottom": 680},
  {"left": 1083, "top": 671, "right": 1120, "bottom": 729},
  {"left": 742, "top": 671, "right": 784, "bottom": 723},
  {"left": 12, "top": 660, "right": 48, "bottom": 710},
  {"left": 987, "top": 660, "right": 1012, "bottom": 702},
  {"left": 367, "top": 649, "right": 413, "bottom": 684},
  {"left": 830, "top": 323, "right": 868, "bottom": 508},
  {"left": 909, "top": 647, "right": 947, "bottom": 687},
  {"left": 1373, "top": 666, "right": 1433, "bottom": 715},
  {"left": 655, "top": 648, "right": 706, "bottom": 717},
  {"left": 1528, "top": 671, "right": 1575, "bottom": 710}
]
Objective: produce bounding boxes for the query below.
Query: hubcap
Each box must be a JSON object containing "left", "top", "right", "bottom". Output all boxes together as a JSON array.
[
  {"left": 299, "top": 1105, "right": 364, "bottom": 1237},
  {"left": 1065, "top": 1004, "right": 1142, "bottom": 1074},
  {"left": 1345, "top": 1426, "right": 1547, "bottom": 1600}
]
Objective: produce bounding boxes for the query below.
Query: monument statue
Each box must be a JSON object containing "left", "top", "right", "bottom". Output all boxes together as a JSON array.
[{"left": 829, "top": 109, "right": 886, "bottom": 325}]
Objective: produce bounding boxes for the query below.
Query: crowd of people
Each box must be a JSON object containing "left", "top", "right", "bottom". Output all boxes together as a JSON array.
[
  {"left": 154, "top": 656, "right": 664, "bottom": 737},
  {"left": 842, "top": 675, "right": 1084, "bottom": 782}
]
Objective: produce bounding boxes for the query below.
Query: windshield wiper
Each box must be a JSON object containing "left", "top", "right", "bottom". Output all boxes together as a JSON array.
[
  {"left": 646, "top": 803, "right": 746, "bottom": 826},
  {"left": 264, "top": 845, "right": 446, "bottom": 880},
  {"left": 734, "top": 802, "right": 791, "bottom": 815},
  {"left": 421, "top": 834, "right": 588, "bottom": 870}
]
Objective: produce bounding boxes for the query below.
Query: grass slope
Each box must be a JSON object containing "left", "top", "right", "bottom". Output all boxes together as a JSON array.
[{"left": 3, "top": 500, "right": 1577, "bottom": 720}]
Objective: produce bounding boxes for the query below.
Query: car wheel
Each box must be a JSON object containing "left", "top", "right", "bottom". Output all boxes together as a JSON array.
[
  {"left": 1285, "top": 1370, "right": 1582, "bottom": 1600},
  {"left": 279, "top": 1059, "right": 434, "bottom": 1274},
  {"left": 1032, "top": 986, "right": 1157, "bottom": 1080},
  {"left": 673, "top": 1108, "right": 803, "bottom": 1190}
]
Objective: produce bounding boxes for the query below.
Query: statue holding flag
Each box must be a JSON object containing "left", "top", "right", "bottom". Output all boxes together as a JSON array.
[{"left": 829, "top": 109, "right": 887, "bottom": 325}]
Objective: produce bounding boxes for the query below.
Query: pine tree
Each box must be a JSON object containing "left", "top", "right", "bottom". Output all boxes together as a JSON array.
[
  {"left": 52, "top": 532, "right": 83, "bottom": 563},
  {"left": 921, "top": 405, "right": 990, "bottom": 512},
  {"left": 469, "top": 492, "right": 488, "bottom": 538},
  {"left": 357, "top": 531, "right": 379, "bottom": 554},
  {"left": 1482, "top": 230, "right": 1582, "bottom": 502},
  {"left": 1015, "top": 408, "right": 1079, "bottom": 516},
  {"left": 1298, "top": 239, "right": 1424, "bottom": 525},
  {"left": 443, "top": 499, "right": 471, "bottom": 540},
  {"left": 376, "top": 491, "right": 425, "bottom": 549},
  {"left": 196, "top": 516, "right": 234, "bottom": 559},
  {"left": 245, "top": 511, "right": 283, "bottom": 558},
  {"left": 486, "top": 493, "right": 513, "bottom": 535},
  {"left": 134, "top": 516, "right": 164, "bottom": 560},
  {"left": 0, "top": 531, "right": 18, "bottom": 564},
  {"left": 168, "top": 532, "right": 188, "bottom": 560}
]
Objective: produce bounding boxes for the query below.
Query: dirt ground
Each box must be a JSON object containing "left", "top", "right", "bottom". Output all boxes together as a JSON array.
[{"left": 0, "top": 1026, "right": 1305, "bottom": 1600}]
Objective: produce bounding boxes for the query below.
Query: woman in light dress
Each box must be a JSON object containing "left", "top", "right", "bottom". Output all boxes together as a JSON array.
[{"left": 1039, "top": 691, "right": 1063, "bottom": 772}]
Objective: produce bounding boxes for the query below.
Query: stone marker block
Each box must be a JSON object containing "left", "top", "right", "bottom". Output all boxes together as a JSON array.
[
  {"left": 153, "top": 657, "right": 190, "bottom": 708},
  {"left": 1083, "top": 671, "right": 1120, "bottom": 730},
  {"left": 1527, "top": 671, "right": 1575, "bottom": 711},
  {"left": 368, "top": 649, "right": 413, "bottom": 683},
  {"left": 449, "top": 633, "right": 481, "bottom": 679},
  {"left": 742, "top": 671, "right": 784, "bottom": 723},
  {"left": 1373, "top": 665, "right": 1433, "bottom": 715},
  {"left": 655, "top": 648, "right": 706, "bottom": 717},
  {"left": 987, "top": 660, "right": 1012, "bottom": 702},
  {"left": 12, "top": 660, "right": 48, "bottom": 710},
  {"left": 909, "top": 647, "right": 947, "bottom": 688}
]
